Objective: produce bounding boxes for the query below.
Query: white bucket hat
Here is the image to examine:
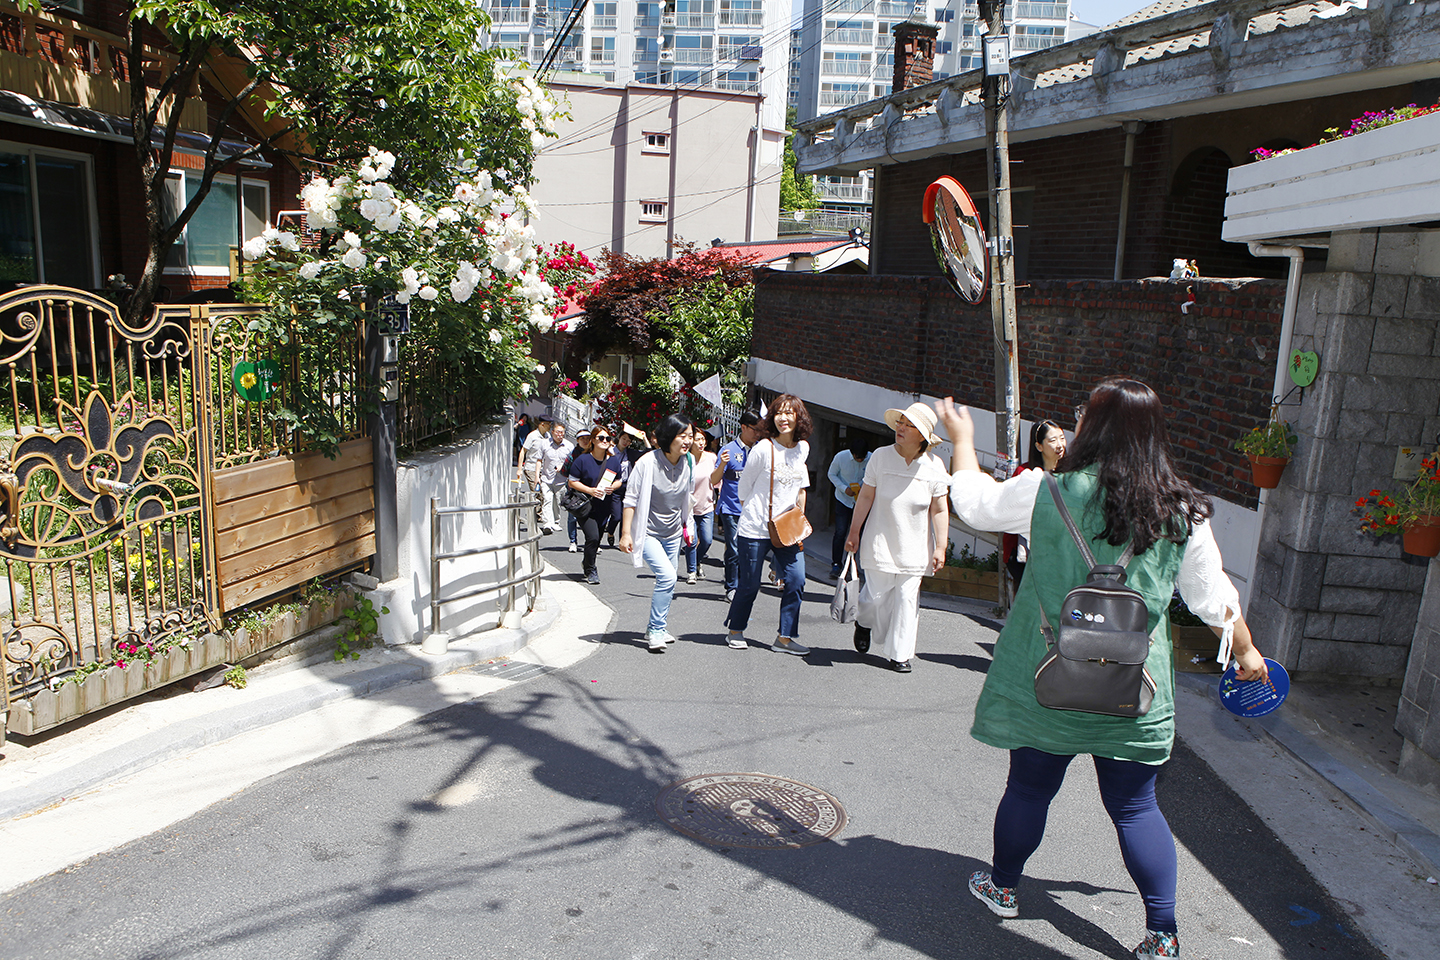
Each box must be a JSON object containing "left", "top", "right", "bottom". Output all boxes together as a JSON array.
[{"left": 884, "top": 401, "right": 941, "bottom": 446}]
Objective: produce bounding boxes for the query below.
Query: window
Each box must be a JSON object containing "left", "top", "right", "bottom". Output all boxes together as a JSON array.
[
  {"left": 933, "top": 7, "right": 954, "bottom": 21},
  {"left": 640, "top": 201, "right": 667, "bottom": 221},
  {"left": 590, "top": 36, "right": 615, "bottom": 62},
  {"left": 163, "top": 168, "right": 269, "bottom": 274},
  {"left": 936, "top": 40, "right": 952, "bottom": 54},
  {"left": 643, "top": 132, "right": 670, "bottom": 152},
  {"left": 0, "top": 143, "right": 97, "bottom": 289}
]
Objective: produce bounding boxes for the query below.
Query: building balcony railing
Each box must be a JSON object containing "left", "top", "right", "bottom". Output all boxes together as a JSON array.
[
  {"left": 1014, "top": 2, "right": 1067, "bottom": 20},
  {"left": 827, "top": 0, "right": 873, "bottom": 12},
  {"left": 819, "top": 90, "right": 867, "bottom": 107},
  {"left": 591, "top": 52, "right": 616, "bottom": 64},
  {"left": 875, "top": 1, "right": 910, "bottom": 16},
  {"left": 673, "top": 49, "right": 714, "bottom": 64},
  {"left": 822, "top": 59, "right": 872, "bottom": 75},
  {"left": 828, "top": 29, "right": 873, "bottom": 44},
  {"left": 818, "top": 182, "right": 869, "bottom": 201},
  {"left": 1012, "top": 34, "right": 1064, "bottom": 51},
  {"left": 591, "top": 15, "right": 617, "bottom": 27},
  {"left": 634, "top": 16, "right": 661, "bottom": 27},
  {"left": 715, "top": 77, "right": 757, "bottom": 91},
  {"left": 490, "top": 8, "right": 532, "bottom": 23},
  {"left": 674, "top": 13, "right": 715, "bottom": 28},
  {"left": 635, "top": 50, "right": 660, "bottom": 62},
  {"left": 719, "top": 11, "right": 765, "bottom": 25},
  {"left": 717, "top": 44, "right": 762, "bottom": 60}
]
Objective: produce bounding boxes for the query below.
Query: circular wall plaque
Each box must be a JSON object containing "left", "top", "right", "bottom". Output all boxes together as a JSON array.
[{"left": 655, "top": 773, "right": 847, "bottom": 849}]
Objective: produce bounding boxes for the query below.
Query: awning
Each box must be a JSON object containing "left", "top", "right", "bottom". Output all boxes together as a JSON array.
[{"left": 0, "top": 89, "right": 271, "bottom": 169}]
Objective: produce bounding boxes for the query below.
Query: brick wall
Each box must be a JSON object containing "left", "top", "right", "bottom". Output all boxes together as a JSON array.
[
  {"left": 872, "top": 121, "right": 1286, "bottom": 282},
  {"left": 754, "top": 270, "right": 1284, "bottom": 503}
]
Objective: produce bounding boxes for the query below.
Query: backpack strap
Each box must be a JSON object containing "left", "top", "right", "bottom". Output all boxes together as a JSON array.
[{"left": 1043, "top": 471, "right": 1134, "bottom": 574}]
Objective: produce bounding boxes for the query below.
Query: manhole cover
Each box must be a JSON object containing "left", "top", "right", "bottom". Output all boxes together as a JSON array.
[{"left": 655, "top": 773, "right": 847, "bottom": 849}]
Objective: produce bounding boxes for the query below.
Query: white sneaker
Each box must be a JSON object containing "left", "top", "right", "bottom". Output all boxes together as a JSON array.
[
  {"left": 646, "top": 630, "right": 667, "bottom": 652},
  {"left": 663, "top": 631, "right": 677, "bottom": 644},
  {"left": 727, "top": 631, "right": 748, "bottom": 649},
  {"left": 686, "top": 571, "right": 697, "bottom": 585},
  {"left": 568, "top": 543, "right": 577, "bottom": 553}
]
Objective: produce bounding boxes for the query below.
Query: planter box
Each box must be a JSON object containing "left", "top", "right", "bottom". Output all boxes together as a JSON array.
[
  {"left": 1172, "top": 623, "right": 1222, "bottom": 675},
  {"left": 9, "top": 591, "right": 357, "bottom": 736},
  {"left": 921, "top": 565, "right": 1001, "bottom": 601},
  {"left": 1224, "top": 111, "right": 1440, "bottom": 242}
]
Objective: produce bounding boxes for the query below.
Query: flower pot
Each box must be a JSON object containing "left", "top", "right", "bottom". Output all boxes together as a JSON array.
[
  {"left": 1402, "top": 515, "right": 1440, "bottom": 558},
  {"left": 1247, "top": 455, "right": 1289, "bottom": 489}
]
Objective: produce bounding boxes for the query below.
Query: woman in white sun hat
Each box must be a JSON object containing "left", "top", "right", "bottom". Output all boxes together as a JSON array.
[{"left": 844, "top": 401, "right": 951, "bottom": 673}]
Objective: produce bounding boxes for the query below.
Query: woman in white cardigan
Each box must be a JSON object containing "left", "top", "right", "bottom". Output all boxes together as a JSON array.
[{"left": 620, "top": 413, "right": 697, "bottom": 652}]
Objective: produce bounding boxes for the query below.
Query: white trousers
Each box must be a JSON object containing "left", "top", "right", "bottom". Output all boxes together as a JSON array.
[
  {"left": 857, "top": 569, "right": 923, "bottom": 663},
  {"left": 538, "top": 481, "right": 565, "bottom": 531}
]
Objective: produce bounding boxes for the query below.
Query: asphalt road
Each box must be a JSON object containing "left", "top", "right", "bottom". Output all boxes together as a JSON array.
[{"left": 0, "top": 538, "right": 1384, "bottom": 959}]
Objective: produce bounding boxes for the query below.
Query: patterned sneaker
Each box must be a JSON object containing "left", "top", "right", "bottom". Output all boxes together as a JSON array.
[
  {"left": 968, "top": 871, "right": 1019, "bottom": 918},
  {"left": 727, "top": 631, "right": 748, "bottom": 649},
  {"left": 686, "top": 571, "right": 697, "bottom": 585},
  {"left": 771, "top": 636, "right": 811, "bottom": 656},
  {"left": 1134, "top": 930, "right": 1179, "bottom": 959}
]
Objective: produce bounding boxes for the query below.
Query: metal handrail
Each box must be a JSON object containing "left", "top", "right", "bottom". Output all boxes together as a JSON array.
[{"left": 429, "top": 492, "right": 543, "bottom": 639}]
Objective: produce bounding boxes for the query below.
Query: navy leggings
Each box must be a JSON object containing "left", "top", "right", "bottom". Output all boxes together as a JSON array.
[{"left": 991, "top": 747, "right": 1177, "bottom": 933}]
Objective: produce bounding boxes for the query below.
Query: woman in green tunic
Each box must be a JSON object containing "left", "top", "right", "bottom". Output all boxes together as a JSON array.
[{"left": 935, "top": 381, "right": 1268, "bottom": 960}]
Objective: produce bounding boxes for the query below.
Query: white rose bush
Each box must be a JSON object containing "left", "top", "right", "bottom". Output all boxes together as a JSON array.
[{"left": 238, "top": 80, "right": 571, "bottom": 452}]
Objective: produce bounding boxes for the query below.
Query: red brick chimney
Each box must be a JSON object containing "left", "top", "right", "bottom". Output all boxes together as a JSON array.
[{"left": 892, "top": 14, "right": 940, "bottom": 93}]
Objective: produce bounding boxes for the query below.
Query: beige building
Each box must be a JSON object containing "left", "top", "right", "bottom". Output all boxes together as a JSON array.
[{"left": 532, "top": 79, "right": 783, "bottom": 258}]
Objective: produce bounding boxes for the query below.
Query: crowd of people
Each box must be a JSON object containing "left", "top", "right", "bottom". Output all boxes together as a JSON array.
[{"left": 514, "top": 378, "right": 1271, "bottom": 959}]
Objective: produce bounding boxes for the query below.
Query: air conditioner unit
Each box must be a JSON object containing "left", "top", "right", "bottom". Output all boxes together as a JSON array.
[
  {"left": 659, "top": 49, "right": 675, "bottom": 60},
  {"left": 739, "top": 44, "right": 762, "bottom": 60},
  {"left": 661, "top": 14, "right": 677, "bottom": 26},
  {"left": 960, "top": 37, "right": 976, "bottom": 50}
]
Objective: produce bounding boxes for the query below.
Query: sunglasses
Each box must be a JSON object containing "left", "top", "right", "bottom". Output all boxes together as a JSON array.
[{"left": 592, "top": 434, "right": 611, "bottom": 442}]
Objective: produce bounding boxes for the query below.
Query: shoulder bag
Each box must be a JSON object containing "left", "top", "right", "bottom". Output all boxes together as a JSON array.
[
  {"left": 767, "top": 440, "right": 813, "bottom": 547},
  {"left": 1032, "top": 472, "right": 1156, "bottom": 718}
]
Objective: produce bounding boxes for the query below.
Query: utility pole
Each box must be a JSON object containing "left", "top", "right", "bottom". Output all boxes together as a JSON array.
[{"left": 979, "top": 0, "right": 1019, "bottom": 476}]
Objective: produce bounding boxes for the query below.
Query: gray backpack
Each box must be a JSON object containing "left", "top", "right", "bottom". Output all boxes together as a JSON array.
[{"left": 1033, "top": 473, "right": 1156, "bottom": 718}]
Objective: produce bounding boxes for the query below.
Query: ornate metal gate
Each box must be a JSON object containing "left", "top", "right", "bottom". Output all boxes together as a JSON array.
[{"left": 0, "top": 286, "right": 219, "bottom": 712}]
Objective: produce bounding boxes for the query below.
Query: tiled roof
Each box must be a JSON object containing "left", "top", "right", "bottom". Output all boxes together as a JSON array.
[
  {"left": 715, "top": 238, "right": 853, "bottom": 262},
  {"left": 1107, "top": 0, "right": 1208, "bottom": 29}
]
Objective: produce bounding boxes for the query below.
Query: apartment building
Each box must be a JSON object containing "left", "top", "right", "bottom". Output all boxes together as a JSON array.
[{"left": 483, "top": 0, "right": 794, "bottom": 133}]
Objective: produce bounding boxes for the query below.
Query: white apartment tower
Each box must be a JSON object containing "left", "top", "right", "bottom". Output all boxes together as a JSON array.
[
  {"left": 794, "top": 0, "right": 1072, "bottom": 122},
  {"left": 483, "top": 0, "right": 795, "bottom": 132}
]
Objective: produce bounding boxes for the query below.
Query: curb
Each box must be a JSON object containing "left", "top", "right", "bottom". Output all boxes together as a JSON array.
[
  {"left": 1175, "top": 671, "right": 1440, "bottom": 879},
  {"left": 0, "top": 599, "right": 561, "bottom": 823}
]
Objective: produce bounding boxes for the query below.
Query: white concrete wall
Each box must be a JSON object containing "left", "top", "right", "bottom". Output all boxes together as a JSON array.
[
  {"left": 534, "top": 81, "right": 783, "bottom": 259},
  {"left": 752, "top": 356, "right": 1256, "bottom": 607},
  {"left": 380, "top": 420, "right": 533, "bottom": 645}
]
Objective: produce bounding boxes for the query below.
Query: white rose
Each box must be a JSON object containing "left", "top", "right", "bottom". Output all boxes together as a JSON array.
[
  {"left": 298, "top": 261, "right": 323, "bottom": 280},
  {"left": 488, "top": 329, "right": 504, "bottom": 344},
  {"left": 277, "top": 232, "right": 300, "bottom": 252},
  {"left": 342, "top": 231, "right": 361, "bottom": 249},
  {"left": 341, "top": 248, "right": 367, "bottom": 269},
  {"left": 241, "top": 237, "right": 268, "bottom": 261},
  {"left": 419, "top": 285, "right": 438, "bottom": 300}
]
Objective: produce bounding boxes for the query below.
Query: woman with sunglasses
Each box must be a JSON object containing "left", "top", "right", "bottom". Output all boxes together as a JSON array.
[
  {"left": 566, "top": 427, "right": 622, "bottom": 585},
  {"left": 1002, "top": 419, "right": 1067, "bottom": 590}
]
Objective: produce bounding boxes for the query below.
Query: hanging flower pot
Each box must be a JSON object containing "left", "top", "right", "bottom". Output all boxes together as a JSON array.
[
  {"left": 1247, "top": 455, "right": 1290, "bottom": 489},
  {"left": 1235, "top": 418, "right": 1297, "bottom": 489},
  {"left": 1402, "top": 514, "right": 1440, "bottom": 558}
]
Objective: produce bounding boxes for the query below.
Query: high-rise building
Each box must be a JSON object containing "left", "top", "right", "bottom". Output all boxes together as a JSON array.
[
  {"left": 793, "top": 0, "right": 1072, "bottom": 122},
  {"left": 482, "top": 0, "right": 795, "bottom": 132}
]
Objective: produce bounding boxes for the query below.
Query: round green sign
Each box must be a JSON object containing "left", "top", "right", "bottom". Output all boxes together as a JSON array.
[
  {"left": 232, "top": 359, "right": 280, "bottom": 402},
  {"left": 1289, "top": 350, "right": 1319, "bottom": 387}
]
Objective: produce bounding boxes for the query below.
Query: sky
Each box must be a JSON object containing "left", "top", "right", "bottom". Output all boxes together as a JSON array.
[{"left": 1068, "top": 0, "right": 1164, "bottom": 28}]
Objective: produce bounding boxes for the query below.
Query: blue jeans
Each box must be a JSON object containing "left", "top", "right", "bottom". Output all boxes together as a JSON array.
[
  {"left": 992, "top": 748, "right": 1177, "bottom": 933},
  {"left": 567, "top": 509, "right": 578, "bottom": 544},
  {"left": 640, "top": 535, "right": 682, "bottom": 634},
  {"left": 720, "top": 512, "right": 742, "bottom": 591},
  {"left": 724, "top": 536, "right": 805, "bottom": 638},
  {"left": 684, "top": 511, "right": 715, "bottom": 574}
]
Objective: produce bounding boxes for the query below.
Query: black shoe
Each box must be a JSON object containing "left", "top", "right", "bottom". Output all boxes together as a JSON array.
[
  {"left": 889, "top": 659, "right": 912, "bottom": 673},
  {"left": 853, "top": 624, "right": 871, "bottom": 654},
  {"left": 585, "top": 570, "right": 599, "bottom": 585}
]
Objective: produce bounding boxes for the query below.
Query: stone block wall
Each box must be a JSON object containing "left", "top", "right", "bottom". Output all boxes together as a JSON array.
[
  {"left": 1246, "top": 228, "right": 1440, "bottom": 687},
  {"left": 1399, "top": 560, "right": 1440, "bottom": 788}
]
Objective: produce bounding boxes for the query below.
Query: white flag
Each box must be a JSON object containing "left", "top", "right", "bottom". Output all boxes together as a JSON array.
[{"left": 693, "top": 372, "right": 723, "bottom": 408}]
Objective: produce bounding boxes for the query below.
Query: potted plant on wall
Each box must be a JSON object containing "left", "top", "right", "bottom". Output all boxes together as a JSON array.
[
  {"left": 1235, "top": 419, "right": 1298, "bottom": 488},
  {"left": 1355, "top": 455, "right": 1440, "bottom": 558}
]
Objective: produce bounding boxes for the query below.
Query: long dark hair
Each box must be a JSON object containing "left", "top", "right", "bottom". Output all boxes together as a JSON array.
[
  {"left": 1057, "top": 378, "right": 1212, "bottom": 554},
  {"left": 1028, "top": 419, "right": 1062, "bottom": 470}
]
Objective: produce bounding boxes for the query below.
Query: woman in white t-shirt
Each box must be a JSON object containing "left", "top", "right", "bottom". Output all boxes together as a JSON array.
[
  {"left": 723, "top": 394, "right": 813, "bottom": 656},
  {"left": 843, "top": 402, "right": 951, "bottom": 673},
  {"left": 684, "top": 429, "right": 719, "bottom": 584}
]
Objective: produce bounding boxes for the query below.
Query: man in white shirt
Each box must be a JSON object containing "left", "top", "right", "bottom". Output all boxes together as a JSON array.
[
  {"left": 516, "top": 416, "right": 554, "bottom": 532},
  {"left": 537, "top": 422, "right": 571, "bottom": 535}
]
